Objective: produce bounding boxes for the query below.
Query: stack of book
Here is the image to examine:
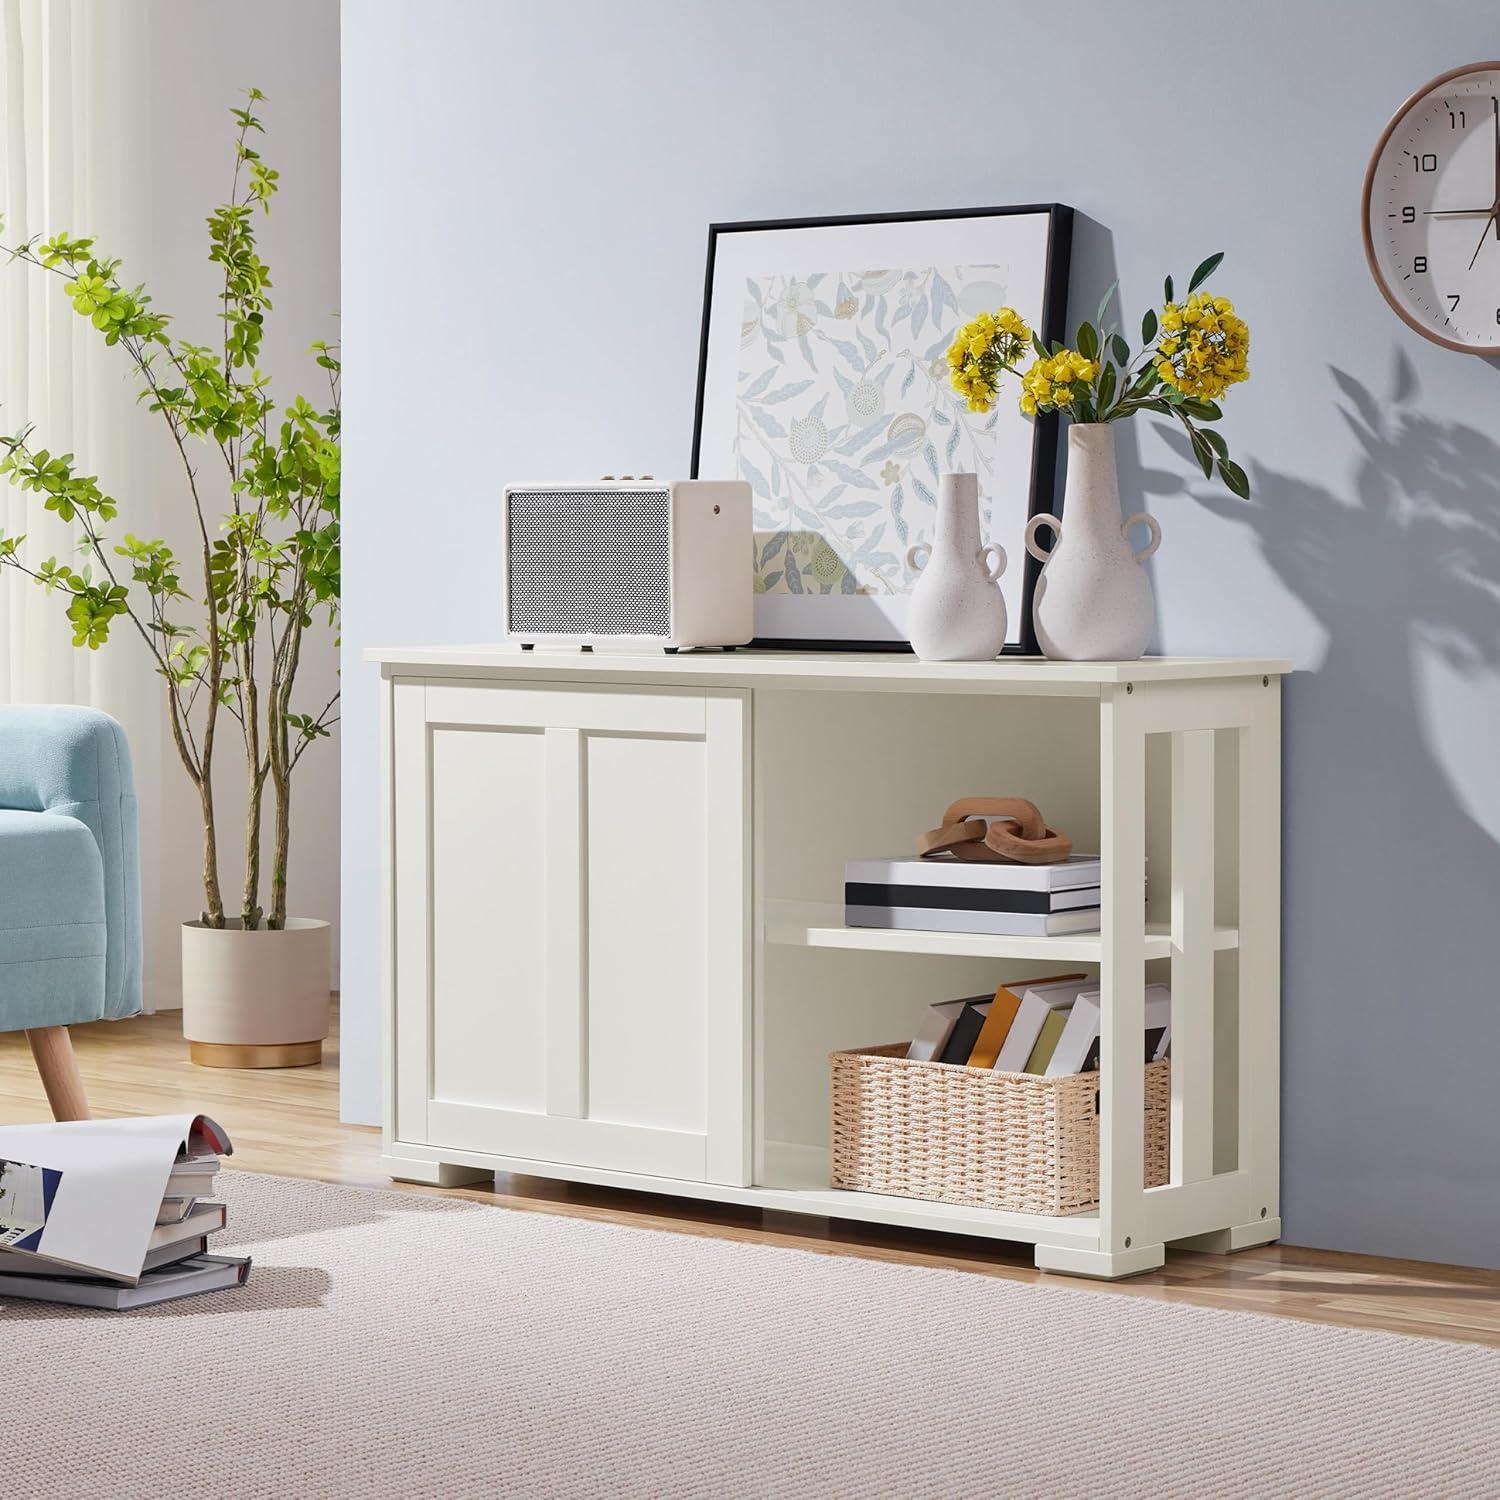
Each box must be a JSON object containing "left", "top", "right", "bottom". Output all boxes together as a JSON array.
[
  {"left": 0, "top": 1114, "right": 250, "bottom": 1309},
  {"left": 845, "top": 854, "right": 1103, "bottom": 937},
  {"left": 908, "top": 976, "right": 1172, "bottom": 1075}
]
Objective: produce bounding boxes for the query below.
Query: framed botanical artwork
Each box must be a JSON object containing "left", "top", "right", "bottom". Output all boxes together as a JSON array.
[{"left": 691, "top": 205, "right": 1072, "bottom": 651}]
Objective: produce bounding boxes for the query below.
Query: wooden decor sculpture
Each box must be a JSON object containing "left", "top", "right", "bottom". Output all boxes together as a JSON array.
[{"left": 917, "top": 797, "right": 1072, "bottom": 865}]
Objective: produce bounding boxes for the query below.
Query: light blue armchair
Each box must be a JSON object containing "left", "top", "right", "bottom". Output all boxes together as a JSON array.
[{"left": 0, "top": 705, "right": 142, "bottom": 1118}]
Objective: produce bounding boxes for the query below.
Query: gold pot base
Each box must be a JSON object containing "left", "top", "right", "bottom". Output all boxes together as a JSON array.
[{"left": 189, "top": 1040, "right": 323, "bottom": 1069}]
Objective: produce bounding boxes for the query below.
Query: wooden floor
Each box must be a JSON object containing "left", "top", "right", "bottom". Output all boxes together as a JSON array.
[{"left": 4, "top": 1007, "right": 1498, "bottom": 1348}]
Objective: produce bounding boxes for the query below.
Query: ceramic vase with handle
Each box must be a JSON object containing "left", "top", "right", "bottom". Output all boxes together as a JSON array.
[
  {"left": 905, "top": 471, "right": 1008, "bottom": 661},
  {"left": 1024, "top": 423, "right": 1162, "bottom": 661}
]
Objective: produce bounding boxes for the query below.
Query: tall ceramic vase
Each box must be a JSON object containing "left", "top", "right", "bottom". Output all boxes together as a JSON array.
[
  {"left": 905, "top": 472, "right": 1008, "bottom": 661},
  {"left": 1024, "top": 423, "right": 1162, "bottom": 661}
]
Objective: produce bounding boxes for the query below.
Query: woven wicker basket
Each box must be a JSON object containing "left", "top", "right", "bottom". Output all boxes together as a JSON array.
[{"left": 830, "top": 1045, "right": 1170, "bottom": 1216}]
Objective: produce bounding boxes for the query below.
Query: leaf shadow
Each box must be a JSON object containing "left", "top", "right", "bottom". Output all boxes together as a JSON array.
[{"left": 1163, "top": 355, "right": 1500, "bottom": 1263}]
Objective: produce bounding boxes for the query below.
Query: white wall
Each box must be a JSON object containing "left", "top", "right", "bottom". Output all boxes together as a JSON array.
[
  {"left": 143, "top": 0, "right": 341, "bottom": 999},
  {"left": 342, "top": 0, "right": 1500, "bottom": 1268}
]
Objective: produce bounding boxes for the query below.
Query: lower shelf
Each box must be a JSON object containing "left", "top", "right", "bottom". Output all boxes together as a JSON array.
[
  {"left": 754, "top": 1184, "right": 1100, "bottom": 1246},
  {"left": 383, "top": 1139, "right": 1099, "bottom": 1249},
  {"left": 383, "top": 1137, "right": 1267, "bottom": 1275}
]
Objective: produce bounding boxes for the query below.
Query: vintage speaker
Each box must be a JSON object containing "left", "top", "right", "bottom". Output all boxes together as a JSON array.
[{"left": 502, "top": 479, "right": 752, "bottom": 649}]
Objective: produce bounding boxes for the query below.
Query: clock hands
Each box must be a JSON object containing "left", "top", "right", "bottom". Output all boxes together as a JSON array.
[
  {"left": 1466, "top": 212, "right": 1497, "bottom": 271},
  {"left": 1424, "top": 207, "right": 1494, "bottom": 217},
  {"left": 1466, "top": 197, "right": 1499, "bottom": 271},
  {"left": 1460, "top": 102, "right": 1500, "bottom": 272}
]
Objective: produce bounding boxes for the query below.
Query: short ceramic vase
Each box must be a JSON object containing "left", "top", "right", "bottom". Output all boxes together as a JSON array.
[
  {"left": 1024, "top": 423, "right": 1162, "bottom": 662},
  {"left": 905, "top": 471, "right": 1008, "bottom": 661}
]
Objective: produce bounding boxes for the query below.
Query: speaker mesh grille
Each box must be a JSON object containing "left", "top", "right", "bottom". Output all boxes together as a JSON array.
[{"left": 506, "top": 488, "right": 671, "bottom": 636}]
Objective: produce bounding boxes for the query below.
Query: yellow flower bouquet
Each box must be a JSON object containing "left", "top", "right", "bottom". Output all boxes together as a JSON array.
[{"left": 946, "top": 251, "right": 1251, "bottom": 497}]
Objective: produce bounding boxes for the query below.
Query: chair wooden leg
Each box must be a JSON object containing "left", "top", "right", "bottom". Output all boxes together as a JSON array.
[{"left": 25, "top": 1026, "right": 91, "bottom": 1121}]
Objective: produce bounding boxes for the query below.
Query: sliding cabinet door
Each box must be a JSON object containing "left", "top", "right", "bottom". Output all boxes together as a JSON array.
[{"left": 391, "top": 678, "right": 749, "bottom": 1185}]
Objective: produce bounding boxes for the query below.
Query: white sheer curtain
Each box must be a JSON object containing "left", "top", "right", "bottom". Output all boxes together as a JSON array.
[
  {"left": 1, "top": 0, "right": 163, "bottom": 1003},
  {"left": 2, "top": 0, "right": 147, "bottom": 702}
]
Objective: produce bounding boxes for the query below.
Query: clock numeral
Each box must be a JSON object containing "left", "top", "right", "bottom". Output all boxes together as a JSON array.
[
  {"left": 1495, "top": 308, "right": 1499, "bottom": 325},
  {"left": 1402, "top": 205, "right": 1415, "bottom": 223},
  {"left": 1412, "top": 153, "right": 1439, "bottom": 172},
  {"left": 1447, "top": 294, "right": 1461, "bottom": 311},
  {"left": 1449, "top": 109, "right": 1466, "bottom": 128},
  {"left": 1413, "top": 255, "right": 1428, "bottom": 273}
]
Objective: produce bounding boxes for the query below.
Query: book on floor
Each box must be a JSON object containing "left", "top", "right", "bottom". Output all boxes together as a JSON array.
[
  {"left": 0, "top": 1114, "right": 234, "bottom": 1285},
  {"left": 0, "top": 1231, "right": 212, "bottom": 1278},
  {"left": 165, "top": 1158, "right": 219, "bottom": 1198},
  {"left": 156, "top": 1195, "right": 204, "bottom": 1225},
  {"left": 0, "top": 1253, "right": 250, "bottom": 1309},
  {"left": 994, "top": 977, "right": 1095, "bottom": 1073},
  {"left": 149, "top": 1201, "right": 226, "bottom": 1248},
  {"left": 966, "top": 974, "right": 1086, "bottom": 1069}
]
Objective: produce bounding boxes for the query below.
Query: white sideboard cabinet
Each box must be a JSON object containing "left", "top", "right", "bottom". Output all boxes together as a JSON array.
[{"left": 372, "top": 647, "right": 1288, "bottom": 1279}]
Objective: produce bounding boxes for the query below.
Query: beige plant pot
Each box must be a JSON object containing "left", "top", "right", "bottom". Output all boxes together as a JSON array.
[{"left": 181, "top": 917, "right": 331, "bottom": 1068}]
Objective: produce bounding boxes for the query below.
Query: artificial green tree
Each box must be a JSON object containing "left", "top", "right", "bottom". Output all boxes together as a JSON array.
[{"left": 0, "top": 89, "right": 339, "bottom": 930}]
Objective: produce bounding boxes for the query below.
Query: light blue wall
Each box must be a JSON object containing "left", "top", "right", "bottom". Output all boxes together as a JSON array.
[{"left": 343, "top": 0, "right": 1500, "bottom": 1267}]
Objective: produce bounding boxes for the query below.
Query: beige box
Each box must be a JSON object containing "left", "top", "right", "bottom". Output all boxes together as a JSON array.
[{"left": 502, "top": 480, "right": 752, "bottom": 649}]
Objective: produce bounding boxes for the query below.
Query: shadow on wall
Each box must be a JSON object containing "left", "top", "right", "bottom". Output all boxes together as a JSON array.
[{"left": 1164, "top": 355, "right": 1500, "bottom": 1265}]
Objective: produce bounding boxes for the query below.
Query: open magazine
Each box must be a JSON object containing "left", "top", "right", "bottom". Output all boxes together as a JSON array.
[{"left": 0, "top": 1114, "right": 232, "bottom": 1286}]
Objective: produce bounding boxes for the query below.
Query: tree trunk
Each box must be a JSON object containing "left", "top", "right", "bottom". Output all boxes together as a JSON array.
[
  {"left": 269, "top": 754, "right": 291, "bottom": 930},
  {"left": 267, "top": 581, "right": 305, "bottom": 932},
  {"left": 239, "top": 666, "right": 263, "bottom": 929},
  {"left": 241, "top": 772, "right": 264, "bottom": 929},
  {"left": 196, "top": 533, "right": 225, "bottom": 929},
  {"left": 198, "top": 774, "right": 225, "bottom": 927},
  {"left": 165, "top": 690, "right": 224, "bottom": 929}
]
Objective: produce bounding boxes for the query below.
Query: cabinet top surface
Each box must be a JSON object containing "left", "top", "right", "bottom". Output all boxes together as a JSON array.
[{"left": 366, "top": 645, "right": 1292, "bottom": 691}]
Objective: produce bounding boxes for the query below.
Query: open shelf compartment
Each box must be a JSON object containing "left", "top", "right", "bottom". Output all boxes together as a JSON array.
[{"left": 747, "top": 676, "right": 1278, "bottom": 1276}]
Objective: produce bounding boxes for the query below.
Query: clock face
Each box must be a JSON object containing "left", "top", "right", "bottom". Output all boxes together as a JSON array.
[{"left": 1363, "top": 62, "right": 1500, "bottom": 353}]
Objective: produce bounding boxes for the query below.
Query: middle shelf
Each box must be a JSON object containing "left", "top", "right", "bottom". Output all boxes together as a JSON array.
[{"left": 763, "top": 900, "right": 1241, "bottom": 964}]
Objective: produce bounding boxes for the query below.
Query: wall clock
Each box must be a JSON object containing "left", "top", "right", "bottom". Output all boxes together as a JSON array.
[{"left": 1362, "top": 61, "right": 1500, "bottom": 353}]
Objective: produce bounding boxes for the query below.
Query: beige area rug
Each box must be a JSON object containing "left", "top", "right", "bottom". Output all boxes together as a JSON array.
[{"left": 5, "top": 1171, "right": 1498, "bottom": 1499}]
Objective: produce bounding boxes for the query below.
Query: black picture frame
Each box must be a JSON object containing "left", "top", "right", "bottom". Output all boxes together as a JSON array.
[{"left": 690, "top": 203, "right": 1073, "bottom": 654}]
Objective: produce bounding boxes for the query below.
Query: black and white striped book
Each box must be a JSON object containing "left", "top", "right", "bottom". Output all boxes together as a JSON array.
[
  {"left": 845, "top": 905, "right": 1101, "bottom": 937},
  {"left": 845, "top": 881, "right": 1100, "bottom": 915}
]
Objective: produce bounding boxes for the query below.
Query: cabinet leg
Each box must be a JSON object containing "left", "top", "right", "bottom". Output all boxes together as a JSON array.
[
  {"left": 1033, "top": 1240, "right": 1166, "bottom": 1280},
  {"left": 381, "top": 1153, "right": 495, "bottom": 1188},
  {"left": 1172, "top": 1218, "right": 1282, "bottom": 1254}
]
